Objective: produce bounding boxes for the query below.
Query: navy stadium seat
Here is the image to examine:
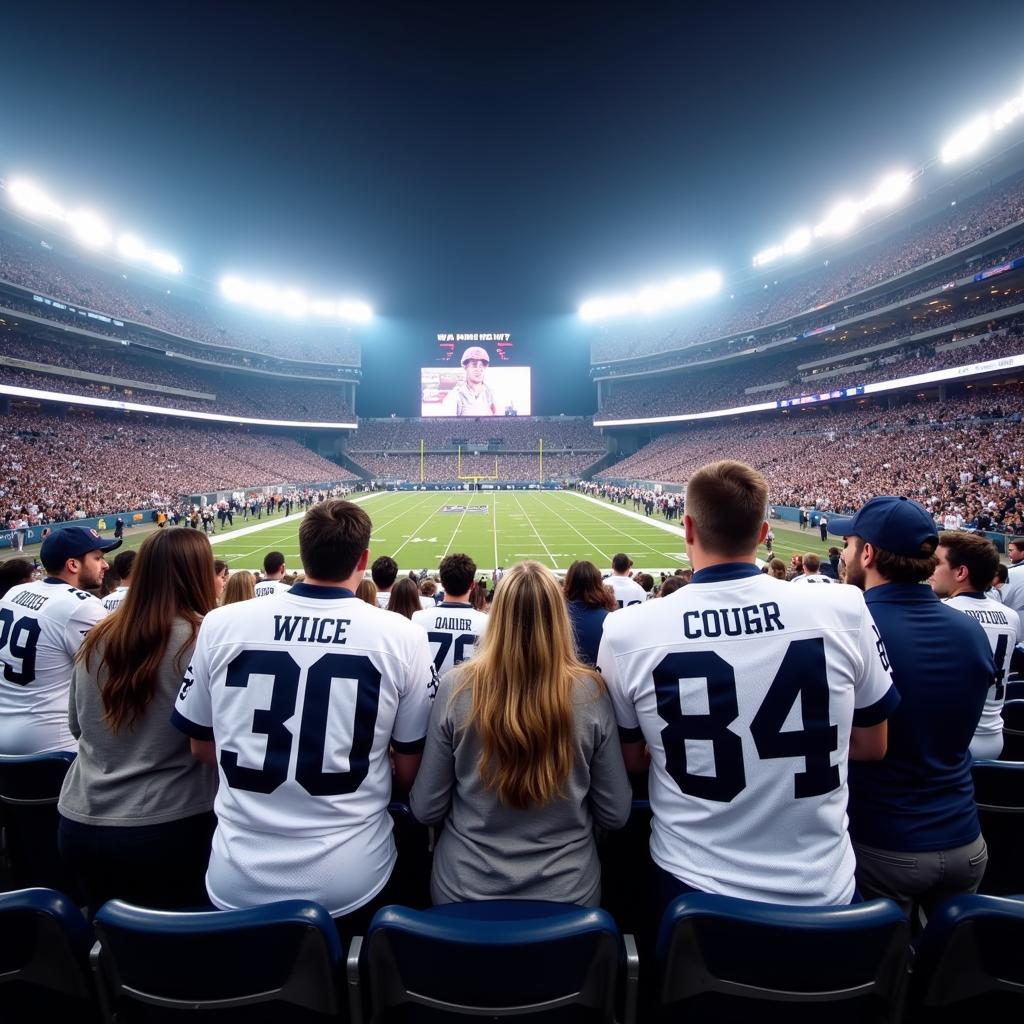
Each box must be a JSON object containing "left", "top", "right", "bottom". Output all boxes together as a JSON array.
[
  {"left": 357, "top": 899, "right": 638, "bottom": 1022},
  {"left": 1004, "top": 679, "right": 1024, "bottom": 702},
  {"left": 0, "top": 751, "right": 77, "bottom": 894},
  {"left": 909, "top": 893, "right": 1024, "bottom": 1022},
  {"left": 972, "top": 759, "right": 1024, "bottom": 895},
  {"left": 91, "top": 898, "right": 351, "bottom": 1022},
  {"left": 0, "top": 886, "right": 97, "bottom": 1021},
  {"left": 655, "top": 892, "right": 909, "bottom": 1023},
  {"left": 999, "top": 699, "right": 1024, "bottom": 760}
]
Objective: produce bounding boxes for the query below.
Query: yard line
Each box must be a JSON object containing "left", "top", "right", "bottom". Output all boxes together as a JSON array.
[
  {"left": 492, "top": 491, "right": 499, "bottom": 570},
  {"left": 538, "top": 494, "right": 612, "bottom": 563},
  {"left": 554, "top": 491, "right": 681, "bottom": 560},
  {"left": 390, "top": 495, "right": 449, "bottom": 560},
  {"left": 441, "top": 504, "right": 470, "bottom": 559},
  {"left": 510, "top": 490, "right": 559, "bottom": 569}
]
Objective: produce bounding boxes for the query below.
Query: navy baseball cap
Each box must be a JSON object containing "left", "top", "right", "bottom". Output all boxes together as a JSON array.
[
  {"left": 41, "top": 526, "right": 121, "bottom": 570},
  {"left": 828, "top": 496, "right": 938, "bottom": 558}
]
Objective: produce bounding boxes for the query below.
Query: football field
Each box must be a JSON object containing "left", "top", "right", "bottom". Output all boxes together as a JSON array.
[{"left": 199, "top": 490, "right": 836, "bottom": 575}]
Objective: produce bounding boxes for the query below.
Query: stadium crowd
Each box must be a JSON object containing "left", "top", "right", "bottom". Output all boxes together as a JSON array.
[
  {"left": 0, "top": 407, "right": 356, "bottom": 524},
  {"left": 0, "top": 227, "right": 362, "bottom": 364},
  {"left": 350, "top": 451, "right": 600, "bottom": 481},
  {"left": 599, "top": 387, "right": 1024, "bottom": 532},
  {"left": 597, "top": 322, "right": 1024, "bottom": 420},
  {"left": 350, "top": 416, "right": 606, "bottom": 452},
  {"left": 591, "top": 172, "right": 1024, "bottom": 365}
]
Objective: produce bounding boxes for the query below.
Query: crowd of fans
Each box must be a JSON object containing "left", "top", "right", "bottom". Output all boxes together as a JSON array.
[
  {"left": 350, "top": 451, "right": 600, "bottom": 481},
  {"left": 597, "top": 321, "right": 1024, "bottom": 420},
  {"left": 0, "top": 406, "right": 357, "bottom": 524},
  {"left": 591, "top": 172, "right": 1024, "bottom": 366},
  {"left": 350, "top": 416, "right": 605, "bottom": 452},
  {"left": 0, "top": 227, "right": 362, "bottom": 365},
  {"left": 599, "top": 387, "right": 1024, "bottom": 532}
]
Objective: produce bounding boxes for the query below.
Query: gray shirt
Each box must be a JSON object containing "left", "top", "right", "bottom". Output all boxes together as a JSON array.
[
  {"left": 58, "top": 617, "right": 217, "bottom": 827},
  {"left": 409, "top": 669, "right": 631, "bottom": 906}
]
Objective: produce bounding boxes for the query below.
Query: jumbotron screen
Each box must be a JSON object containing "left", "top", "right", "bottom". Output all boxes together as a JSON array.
[{"left": 421, "top": 365, "right": 532, "bottom": 417}]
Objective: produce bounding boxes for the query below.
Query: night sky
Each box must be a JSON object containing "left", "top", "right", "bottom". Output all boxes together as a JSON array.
[{"left": 1, "top": 1, "right": 1023, "bottom": 415}]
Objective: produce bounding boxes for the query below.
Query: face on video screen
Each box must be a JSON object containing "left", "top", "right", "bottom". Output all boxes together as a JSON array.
[{"left": 421, "top": 355, "right": 531, "bottom": 417}]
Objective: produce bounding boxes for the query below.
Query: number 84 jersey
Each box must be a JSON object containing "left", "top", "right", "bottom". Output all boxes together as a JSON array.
[{"left": 597, "top": 563, "right": 898, "bottom": 906}]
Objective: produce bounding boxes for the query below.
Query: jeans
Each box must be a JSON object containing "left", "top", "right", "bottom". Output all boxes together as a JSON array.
[{"left": 59, "top": 811, "right": 216, "bottom": 913}]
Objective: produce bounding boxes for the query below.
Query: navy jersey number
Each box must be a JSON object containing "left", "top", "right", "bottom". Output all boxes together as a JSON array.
[
  {"left": 0, "top": 609, "right": 41, "bottom": 685},
  {"left": 221, "top": 650, "right": 380, "bottom": 796},
  {"left": 653, "top": 637, "right": 838, "bottom": 802},
  {"left": 992, "top": 633, "right": 1009, "bottom": 702},
  {"left": 427, "top": 631, "right": 476, "bottom": 673}
]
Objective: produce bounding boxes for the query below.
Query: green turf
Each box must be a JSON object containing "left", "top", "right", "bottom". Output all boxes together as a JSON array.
[{"left": 198, "top": 491, "right": 836, "bottom": 574}]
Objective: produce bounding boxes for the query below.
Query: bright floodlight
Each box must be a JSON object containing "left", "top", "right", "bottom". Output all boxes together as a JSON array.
[
  {"left": 578, "top": 270, "right": 721, "bottom": 322},
  {"left": 148, "top": 250, "right": 182, "bottom": 274},
  {"left": 66, "top": 209, "right": 112, "bottom": 249},
  {"left": 117, "top": 233, "right": 147, "bottom": 260},
  {"left": 220, "top": 274, "right": 372, "bottom": 323},
  {"left": 941, "top": 114, "right": 992, "bottom": 164},
  {"left": 337, "top": 299, "right": 373, "bottom": 324},
  {"left": 863, "top": 170, "right": 913, "bottom": 210},
  {"left": 310, "top": 299, "right": 338, "bottom": 317},
  {"left": 8, "top": 179, "right": 65, "bottom": 219},
  {"left": 815, "top": 199, "right": 860, "bottom": 238},
  {"left": 783, "top": 227, "right": 811, "bottom": 254}
]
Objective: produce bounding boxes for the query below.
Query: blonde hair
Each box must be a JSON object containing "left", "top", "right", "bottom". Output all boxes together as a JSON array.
[
  {"left": 222, "top": 570, "right": 256, "bottom": 605},
  {"left": 455, "top": 560, "right": 601, "bottom": 809}
]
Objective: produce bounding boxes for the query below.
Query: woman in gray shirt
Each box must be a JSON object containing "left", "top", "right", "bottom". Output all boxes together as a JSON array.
[
  {"left": 58, "top": 528, "right": 218, "bottom": 910},
  {"left": 410, "top": 560, "right": 631, "bottom": 906}
]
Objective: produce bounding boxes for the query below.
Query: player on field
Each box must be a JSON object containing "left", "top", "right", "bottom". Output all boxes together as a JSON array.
[
  {"left": 832, "top": 497, "right": 993, "bottom": 918},
  {"left": 598, "top": 460, "right": 897, "bottom": 911},
  {"left": 101, "top": 549, "right": 137, "bottom": 612},
  {"left": 930, "top": 530, "right": 1019, "bottom": 761},
  {"left": 173, "top": 499, "right": 435, "bottom": 936},
  {"left": 605, "top": 553, "right": 646, "bottom": 608},
  {"left": 412, "top": 553, "right": 488, "bottom": 681},
  {"left": 0, "top": 526, "right": 118, "bottom": 754},
  {"left": 254, "top": 551, "right": 291, "bottom": 597}
]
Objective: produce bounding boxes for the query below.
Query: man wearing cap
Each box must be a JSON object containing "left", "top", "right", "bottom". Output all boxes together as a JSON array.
[
  {"left": 0, "top": 526, "right": 118, "bottom": 754},
  {"left": 441, "top": 346, "right": 497, "bottom": 417},
  {"left": 830, "top": 496, "right": 994, "bottom": 919}
]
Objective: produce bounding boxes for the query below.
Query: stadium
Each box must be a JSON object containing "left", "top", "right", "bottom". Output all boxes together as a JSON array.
[{"left": 0, "top": 6, "right": 1023, "bottom": 1020}]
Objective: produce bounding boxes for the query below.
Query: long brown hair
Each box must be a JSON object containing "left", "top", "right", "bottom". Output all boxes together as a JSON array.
[
  {"left": 78, "top": 529, "right": 217, "bottom": 733},
  {"left": 387, "top": 577, "right": 422, "bottom": 619},
  {"left": 456, "top": 560, "right": 601, "bottom": 809},
  {"left": 563, "top": 560, "right": 617, "bottom": 611}
]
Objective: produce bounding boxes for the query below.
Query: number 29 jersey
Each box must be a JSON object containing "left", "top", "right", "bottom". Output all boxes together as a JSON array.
[
  {"left": 0, "top": 579, "right": 107, "bottom": 755},
  {"left": 173, "top": 582, "right": 435, "bottom": 916},
  {"left": 597, "top": 563, "right": 898, "bottom": 906}
]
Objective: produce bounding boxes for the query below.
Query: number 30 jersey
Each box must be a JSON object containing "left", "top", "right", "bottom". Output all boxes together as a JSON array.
[
  {"left": 598, "top": 563, "right": 898, "bottom": 906},
  {"left": 173, "top": 582, "right": 435, "bottom": 916},
  {"left": 0, "top": 579, "right": 107, "bottom": 755}
]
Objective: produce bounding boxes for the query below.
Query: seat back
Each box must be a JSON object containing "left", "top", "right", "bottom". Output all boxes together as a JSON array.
[
  {"left": 656, "top": 893, "right": 909, "bottom": 1024},
  {"left": 1004, "top": 679, "right": 1024, "bottom": 703},
  {"left": 911, "top": 893, "right": 1024, "bottom": 1020},
  {"left": 972, "top": 759, "right": 1024, "bottom": 895},
  {"left": 92, "top": 899, "right": 344, "bottom": 1022},
  {"left": 1000, "top": 700, "right": 1024, "bottom": 760},
  {"left": 364, "top": 901, "right": 625, "bottom": 1022},
  {"left": 0, "top": 752, "right": 77, "bottom": 892},
  {"left": 0, "top": 887, "right": 97, "bottom": 1022}
]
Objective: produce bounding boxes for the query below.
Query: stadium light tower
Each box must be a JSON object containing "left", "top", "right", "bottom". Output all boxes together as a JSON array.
[
  {"left": 219, "top": 274, "right": 373, "bottom": 323},
  {"left": 578, "top": 269, "right": 722, "bottom": 322},
  {"left": 941, "top": 88, "right": 1024, "bottom": 163}
]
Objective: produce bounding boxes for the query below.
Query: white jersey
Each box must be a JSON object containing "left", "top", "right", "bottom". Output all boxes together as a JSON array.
[
  {"left": 254, "top": 579, "right": 291, "bottom": 598},
  {"left": 173, "top": 582, "right": 435, "bottom": 916},
  {"left": 376, "top": 591, "right": 392, "bottom": 609},
  {"left": 944, "top": 593, "right": 1019, "bottom": 759},
  {"left": 792, "top": 573, "right": 833, "bottom": 585},
  {"left": 598, "top": 563, "right": 897, "bottom": 906},
  {"left": 606, "top": 574, "right": 647, "bottom": 609},
  {"left": 101, "top": 586, "right": 129, "bottom": 612},
  {"left": 411, "top": 602, "right": 489, "bottom": 681},
  {"left": 0, "top": 579, "right": 107, "bottom": 754}
]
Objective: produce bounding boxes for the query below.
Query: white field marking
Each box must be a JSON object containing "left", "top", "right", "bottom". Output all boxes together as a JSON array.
[
  {"left": 537, "top": 495, "right": 613, "bottom": 563},
  {"left": 510, "top": 490, "right": 559, "bottom": 568},
  {"left": 391, "top": 499, "right": 451, "bottom": 560},
  {"left": 492, "top": 492, "right": 499, "bottom": 570},
  {"left": 552, "top": 493, "right": 681, "bottom": 562},
  {"left": 207, "top": 491, "right": 386, "bottom": 548},
  {"left": 442, "top": 504, "right": 470, "bottom": 559},
  {"left": 566, "top": 490, "right": 686, "bottom": 539}
]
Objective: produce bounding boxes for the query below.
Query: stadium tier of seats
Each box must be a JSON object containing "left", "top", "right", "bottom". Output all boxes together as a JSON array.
[
  {"left": 349, "top": 416, "right": 606, "bottom": 452},
  {"left": 0, "top": 408, "right": 356, "bottom": 523},
  {"left": 598, "top": 387, "right": 1024, "bottom": 528},
  {"left": 591, "top": 170, "right": 1024, "bottom": 365},
  {"left": 349, "top": 451, "right": 600, "bottom": 481},
  {"left": 0, "top": 225, "right": 362, "bottom": 365}
]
